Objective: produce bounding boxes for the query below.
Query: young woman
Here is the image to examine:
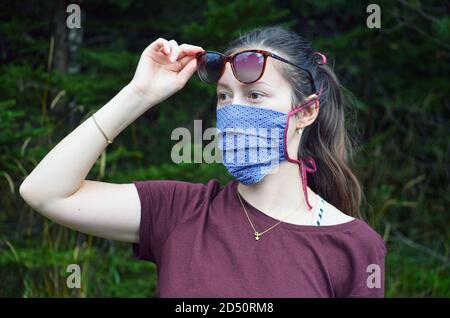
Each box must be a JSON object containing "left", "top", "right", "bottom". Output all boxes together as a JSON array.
[{"left": 20, "top": 26, "right": 386, "bottom": 298}]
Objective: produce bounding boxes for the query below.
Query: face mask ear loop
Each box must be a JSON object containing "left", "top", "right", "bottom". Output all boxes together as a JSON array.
[{"left": 283, "top": 82, "right": 323, "bottom": 211}]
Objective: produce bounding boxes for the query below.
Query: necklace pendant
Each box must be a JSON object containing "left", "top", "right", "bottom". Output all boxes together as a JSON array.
[{"left": 254, "top": 231, "right": 261, "bottom": 241}]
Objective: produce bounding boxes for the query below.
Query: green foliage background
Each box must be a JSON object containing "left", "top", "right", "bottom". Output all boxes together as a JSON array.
[{"left": 0, "top": 0, "right": 448, "bottom": 297}]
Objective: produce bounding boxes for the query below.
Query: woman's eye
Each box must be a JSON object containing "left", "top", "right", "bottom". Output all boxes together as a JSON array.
[
  {"left": 249, "top": 92, "right": 264, "bottom": 100},
  {"left": 217, "top": 93, "right": 228, "bottom": 101}
]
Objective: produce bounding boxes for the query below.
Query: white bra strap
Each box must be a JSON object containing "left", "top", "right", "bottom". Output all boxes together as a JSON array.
[{"left": 311, "top": 195, "right": 326, "bottom": 226}]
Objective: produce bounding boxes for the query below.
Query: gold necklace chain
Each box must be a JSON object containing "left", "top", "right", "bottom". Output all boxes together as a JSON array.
[{"left": 236, "top": 186, "right": 307, "bottom": 241}]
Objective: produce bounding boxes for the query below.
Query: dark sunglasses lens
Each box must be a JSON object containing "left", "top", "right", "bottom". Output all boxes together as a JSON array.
[
  {"left": 197, "top": 53, "right": 225, "bottom": 83},
  {"left": 233, "top": 52, "right": 264, "bottom": 83}
]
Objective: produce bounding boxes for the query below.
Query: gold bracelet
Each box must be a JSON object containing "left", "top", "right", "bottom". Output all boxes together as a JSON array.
[{"left": 91, "top": 114, "right": 113, "bottom": 144}]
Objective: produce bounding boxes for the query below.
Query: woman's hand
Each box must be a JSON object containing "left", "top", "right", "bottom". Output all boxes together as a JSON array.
[{"left": 129, "top": 38, "right": 204, "bottom": 105}]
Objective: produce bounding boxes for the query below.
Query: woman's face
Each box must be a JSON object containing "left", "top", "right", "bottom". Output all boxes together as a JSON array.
[{"left": 216, "top": 48, "right": 319, "bottom": 158}]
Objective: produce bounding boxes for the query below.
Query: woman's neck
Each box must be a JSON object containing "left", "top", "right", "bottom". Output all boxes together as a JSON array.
[{"left": 237, "top": 161, "right": 317, "bottom": 219}]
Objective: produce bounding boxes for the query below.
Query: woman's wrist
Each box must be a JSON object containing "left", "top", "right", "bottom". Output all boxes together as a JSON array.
[
  {"left": 126, "top": 81, "right": 160, "bottom": 109},
  {"left": 91, "top": 84, "right": 154, "bottom": 143}
]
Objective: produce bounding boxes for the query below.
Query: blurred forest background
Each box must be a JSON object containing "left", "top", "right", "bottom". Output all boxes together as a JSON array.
[{"left": 0, "top": 0, "right": 448, "bottom": 297}]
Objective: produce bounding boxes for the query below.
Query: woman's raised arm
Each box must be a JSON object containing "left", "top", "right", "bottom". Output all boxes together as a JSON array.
[{"left": 19, "top": 38, "right": 204, "bottom": 242}]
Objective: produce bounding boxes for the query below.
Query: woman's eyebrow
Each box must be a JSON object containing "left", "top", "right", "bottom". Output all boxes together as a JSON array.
[
  {"left": 217, "top": 82, "right": 231, "bottom": 89},
  {"left": 251, "top": 81, "right": 272, "bottom": 89}
]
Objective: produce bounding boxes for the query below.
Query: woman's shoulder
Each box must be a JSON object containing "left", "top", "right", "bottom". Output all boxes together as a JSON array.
[
  {"left": 133, "top": 178, "right": 223, "bottom": 194},
  {"left": 319, "top": 197, "right": 386, "bottom": 255},
  {"left": 319, "top": 197, "right": 355, "bottom": 226}
]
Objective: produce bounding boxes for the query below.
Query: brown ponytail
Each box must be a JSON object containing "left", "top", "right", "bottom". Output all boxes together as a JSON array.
[{"left": 302, "top": 62, "right": 362, "bottom": 217}]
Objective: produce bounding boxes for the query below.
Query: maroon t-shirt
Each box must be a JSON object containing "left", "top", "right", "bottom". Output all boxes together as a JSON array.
[{"left": 132, "top": 179, "right": 387, "bottom": 298}]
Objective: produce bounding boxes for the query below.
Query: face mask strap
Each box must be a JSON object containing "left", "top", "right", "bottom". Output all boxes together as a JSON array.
[{"left": 282, "top": 81, "right": 324, "bottom": 211}]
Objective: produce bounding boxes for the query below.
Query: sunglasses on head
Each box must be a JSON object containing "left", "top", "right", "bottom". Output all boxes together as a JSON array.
[{"left": 196, "top": 49, "right": 317, "bottom": 93}]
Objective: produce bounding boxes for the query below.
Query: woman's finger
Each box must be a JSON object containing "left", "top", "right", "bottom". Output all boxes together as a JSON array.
[
  {"left": 177, "top": 55, "right": 196, "bottom": 69},
  {"left": 178, "top": 43, "right": 204, "bottom": 54},
  {"left": 176, "top": 44, "right": 204, "bottom": 60},
  {"left": 175, "top": 44, "right": 204, "bottom": 66},
  {"left": 168, "top": 39, "right": 179, "bottom": 62},
  {"left": 145, "top": 37, "right": 170, "bottom": 56}
]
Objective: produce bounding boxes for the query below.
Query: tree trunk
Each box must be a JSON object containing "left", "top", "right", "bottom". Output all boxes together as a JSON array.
[{"left": 53, "top": 0, "right": 68, "bottom": 74}]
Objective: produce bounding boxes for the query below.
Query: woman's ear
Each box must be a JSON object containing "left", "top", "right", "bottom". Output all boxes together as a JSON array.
[{"left": 295, "top": 94, "right": 319, "bottom": 130}]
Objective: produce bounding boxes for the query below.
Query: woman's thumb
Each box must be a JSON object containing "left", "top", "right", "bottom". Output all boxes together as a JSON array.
[{"left": 176, "top": 58, "right": 197, "bottom": 88}]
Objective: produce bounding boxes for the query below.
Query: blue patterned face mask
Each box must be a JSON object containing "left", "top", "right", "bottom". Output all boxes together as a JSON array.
[
  {"left": 216, "top": 104, "right": 286, "bottom": 184},
  {"left": 216, "top": 98, "right": 320, "bottom": 210}
]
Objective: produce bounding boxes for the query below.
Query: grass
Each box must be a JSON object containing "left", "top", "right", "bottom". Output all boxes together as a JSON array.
[
  {"left": 385, "top": 240, "right": 449, "bottom": 297},
  {"left": 0, "top": 237, "right": 157, "bottom": 298}
]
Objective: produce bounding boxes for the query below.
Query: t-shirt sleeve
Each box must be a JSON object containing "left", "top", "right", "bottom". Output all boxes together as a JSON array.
[
  {"left": 131, "top": 179, "right": 219, "bottom": 263},
  {"left": 346, "top": 227, "right": 387, "bottom": 298},
  {"left": 327, "top": 220, "right": 388, "bottom": 298}
]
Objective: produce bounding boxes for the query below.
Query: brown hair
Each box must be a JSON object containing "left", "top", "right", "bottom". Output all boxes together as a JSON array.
[{"left": 224, "top": 26, "right": 363, "bottom": 218}]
